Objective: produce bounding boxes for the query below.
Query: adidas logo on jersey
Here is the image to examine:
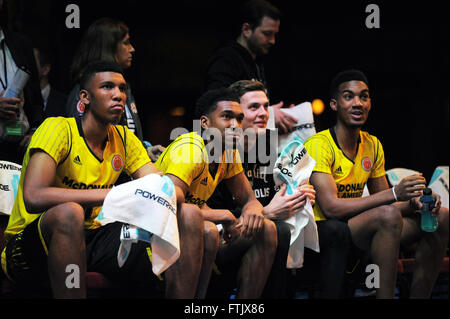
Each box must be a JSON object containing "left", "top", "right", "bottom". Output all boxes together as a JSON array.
[
  {"left": 73, "top": 155, "right": 82, "bottom": 165},
  {"left": 200, "top": 177, "right": 208, "bottom": 186},
  {"left": 334, "top": 166, "right": 343, "bottom": 175}
]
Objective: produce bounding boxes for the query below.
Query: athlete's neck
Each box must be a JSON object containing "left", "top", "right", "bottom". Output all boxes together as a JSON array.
[
  {"left": 334, "top": 122, "right": 361, "bottom": 160},
  {"left": 81, "top": 114, "right": 109, "bottom": 152}
]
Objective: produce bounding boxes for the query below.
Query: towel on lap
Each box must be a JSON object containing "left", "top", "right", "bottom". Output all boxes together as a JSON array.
[{"left": 102, "top": 174, "right": 180, "bottom": 275}]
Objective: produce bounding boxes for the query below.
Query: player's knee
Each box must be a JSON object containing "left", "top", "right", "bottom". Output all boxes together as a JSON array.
[
  {"left": 44, "top": 202, "right": 85, "bottom": 235},
  {"left": 262, "top": 219, "right": 278, "bottom": 250},
  {"left": 179, "top": 203, "right": 204, "bottom": 231},
  {"left": 203, "top": 221, "right": 220, "bottom": 252},
  {"left": 376, "top": 205, "right": 403, "bottom": 232}
]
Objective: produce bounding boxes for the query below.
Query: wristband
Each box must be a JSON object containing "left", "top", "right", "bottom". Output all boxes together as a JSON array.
[{"left": 392, "top": 187, "right": 398, "bottom": 202}]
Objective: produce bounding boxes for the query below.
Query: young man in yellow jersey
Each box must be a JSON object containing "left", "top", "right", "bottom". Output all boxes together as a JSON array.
[
  {"left": 305, "top": 69, "right": 449, "bottom": 298},
  {"left": 207, "top": 80, "right": 351, "bottom": 299},
  {"left": 155, "top": 88, "right": 277, "bottom": 298},
  {"left": 1, "top": 61, "right": 205, "bottom": 298}
]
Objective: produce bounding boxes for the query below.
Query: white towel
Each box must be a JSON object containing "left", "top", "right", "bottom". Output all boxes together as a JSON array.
[
  {"left": 385, "top": 168, "right": 420, "bottom": 186},
  {"left": 273, "top": 137, "right": 320, "bottom": 269},
  {"left": 101, "top": 174, "right": 180, "bottom": 276},
  {"left": 0, "top": 160, "right": 21, "bottom": 215},
  {"left": 267, "top": 102, "right": 316, "bottom": 154},
  {"left": 428, "top": 166, "right": 449, "bottom": 209}
]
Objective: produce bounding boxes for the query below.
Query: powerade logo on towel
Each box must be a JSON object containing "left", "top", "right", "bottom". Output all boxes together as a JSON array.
[
  {"left": 134, "top": 176, "right": 176, "bottom": 214},
  {"left": 275, "top": 139, "right": 309, "bottom": 194},
  {"left": 0, "top": 161, "right": 22, "bottom": 215}
]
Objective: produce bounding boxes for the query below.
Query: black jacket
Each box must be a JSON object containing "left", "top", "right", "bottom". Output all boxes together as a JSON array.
[
  {"left": 44, "top": 87, "right": 68, "bottom": 118},
  {"left": 203, "top": 41, "right": 268, "bottom": 93}
]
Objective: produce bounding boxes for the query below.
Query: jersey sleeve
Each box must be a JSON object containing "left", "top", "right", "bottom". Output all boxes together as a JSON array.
[
  {"left": 155, "top": 136, "right": 206, "bottom": 187},
  {"left": 369, "top": 135, "right": 386, "bottom": 178},
  {"left": 122, "top": 126, "right": 151, "bottom": 175},
  {"left": 27, "top": 117, "right": 71, "bottom": 164},
  {"left": 304, "top": 134, "right": 334, "bottom": 175}
]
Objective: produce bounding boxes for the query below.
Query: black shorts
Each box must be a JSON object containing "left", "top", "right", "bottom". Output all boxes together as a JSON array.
[{"left": 3, "top": 216, "right": 162, "bottom": 295}]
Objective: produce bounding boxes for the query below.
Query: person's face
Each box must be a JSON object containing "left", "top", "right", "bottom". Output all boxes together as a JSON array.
[
  {"left": 115, "top": 33, "right": 135, "bottom": 69},
  {"left": 201, "top": 100, "right": 244, "bottom": 149},
  {"left": 330, "top": 80, "right": 371, "bottom": 128},
  {"left": 244, "top": 16, "right": 280, "bottom": 56},
  {"left": 80, "top": 71, "right": 127, "bottom": 124},
  {"left": 240, "top": 90, "right": 269, "bottom": 133}
]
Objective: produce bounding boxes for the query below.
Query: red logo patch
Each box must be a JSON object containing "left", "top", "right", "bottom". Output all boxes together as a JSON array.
[
  {"left": 361, "top": 157, "right": 373, "bottom": 172},
  {"left": 112, "top": 155, "right": 123, "bottom": 171}
]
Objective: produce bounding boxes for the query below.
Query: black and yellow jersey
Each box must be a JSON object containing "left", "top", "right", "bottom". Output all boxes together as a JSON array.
[
  {"left": 4, "top": 117, "right": 150, "bottom": 241},
  {"left": 154, "top": 132, "right": 243, "bottom": 207},
  {"left": 305, "top": 127, "right": 385, "bottom": 221}
]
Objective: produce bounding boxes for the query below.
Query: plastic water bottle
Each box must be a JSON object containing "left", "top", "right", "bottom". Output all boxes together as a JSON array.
[{"left": 420, "top": 188, "right": 437, "bottom": 232}]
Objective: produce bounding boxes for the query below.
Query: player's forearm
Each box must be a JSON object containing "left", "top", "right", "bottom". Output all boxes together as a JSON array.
[
  {"left": 320, "top": 187, "right": 396, "bottom": 219},
  {"left": 241, "top": 199, "right": 265, "bottom": 218},
  {"left": 23, "top": 186, "right": 110, "bottom": 213},
  {"left": 200, "top": 208, "right": 236, "bottom": 225}
]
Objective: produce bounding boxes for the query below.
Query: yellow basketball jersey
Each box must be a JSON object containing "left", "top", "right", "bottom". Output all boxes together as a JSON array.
[
  {"left": 305, "top": 128, "right": 385, "bottom": 220},
  {"left": 155, "top": 132, "right": 243, "bottom": 207},
  {"left": 4, "top": 117, "right": 150, "bottom": 241}
]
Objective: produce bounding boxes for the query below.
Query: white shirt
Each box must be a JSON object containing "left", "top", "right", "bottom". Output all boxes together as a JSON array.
[
  {"left": 0, "top": 29, "right": 19, "bottom": 95},
  {"left": 41, "top": 83, "right": 50, "bottom": 109}
]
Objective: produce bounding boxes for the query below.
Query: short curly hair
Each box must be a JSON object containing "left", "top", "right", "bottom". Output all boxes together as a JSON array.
[
  {"left": 79, "top": 60, "right": 124, "bottom": 90},
  {"left": 194, "top": 88, "right": 240, "bottom": 119},
  {"left": 330, "top": 69, "right": 369, "bottom": 99}
]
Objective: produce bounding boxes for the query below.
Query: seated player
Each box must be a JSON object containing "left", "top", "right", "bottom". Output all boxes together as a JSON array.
[
  {"left": 208, "top": 80, "right": 351, "bottom": 298},
  {"left": 305, "top": 69, "right": 449, "bottom": 298},
  {"left": 1, "top": 61, "right": 205, "bottom": 298},
  {"left": 155, "top": 88, "right": 278, "bottom": 298}
]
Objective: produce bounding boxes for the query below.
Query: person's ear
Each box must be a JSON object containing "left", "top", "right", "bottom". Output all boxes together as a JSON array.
[
  {"left": 241, "top": 23, "right": 252, "bottom": 38},
  {"left": 79, "top": 89, "right": 90, "bottom": 106},
  {"left": 200, "top": 115, "right": 210, "bottom": 130},
  {"left": 330, "top": 99, "right": 337, "bottom": 112}
]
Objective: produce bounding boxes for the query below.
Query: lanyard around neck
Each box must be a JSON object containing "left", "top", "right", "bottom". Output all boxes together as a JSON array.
[{"left": 0, "top": 40, "right": 7, "bottom": 90}]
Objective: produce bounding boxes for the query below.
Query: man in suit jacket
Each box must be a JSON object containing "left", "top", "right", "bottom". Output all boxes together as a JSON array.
[{"left": 0, "top": 2, "right": 44, "bottom": 164}]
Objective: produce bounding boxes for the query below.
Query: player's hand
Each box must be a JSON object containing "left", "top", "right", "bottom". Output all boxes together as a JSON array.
[
  {"left": 147, "top": 144, "right": 165, "bottom": 162},
  {"left": 236, "top": 207, "right": 264, "bottom": 239},
  {"left": 409, "top": 190, "right": 442, "bottom": 216},
  {"left": 271, "top": 101, "right": 296, "bottom": 134},
  {"left": 394, "top": 173, "right": 426, "bottom": 202},
  {"left": 298, "top": 183, "right": 316, "bottom": 206},
  {"left": 265, "top": 183, "right": 307, "bottom": 220},
  {"left": 222, "top": 211, "right": 241, "bottom": 243}
]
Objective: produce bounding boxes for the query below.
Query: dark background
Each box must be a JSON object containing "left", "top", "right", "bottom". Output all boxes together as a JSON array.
[{"left": 3, "top": 0, "right": 448, "bottom": 181}]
